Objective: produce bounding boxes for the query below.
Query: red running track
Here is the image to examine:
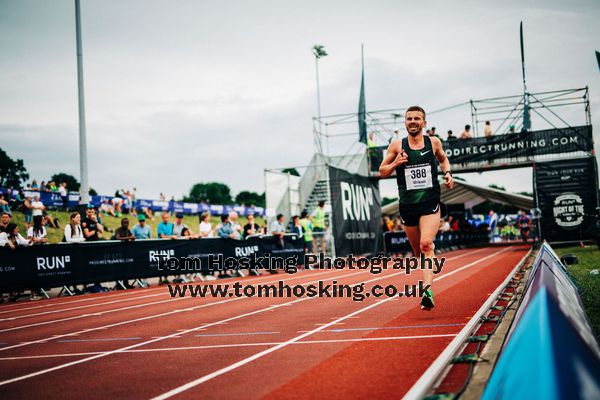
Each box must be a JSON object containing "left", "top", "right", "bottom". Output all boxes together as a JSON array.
[{"left": 0, "top": 245, "right": 529, "bottom": 399}]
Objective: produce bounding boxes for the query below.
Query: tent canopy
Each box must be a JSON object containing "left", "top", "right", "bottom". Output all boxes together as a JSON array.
[{"left": 382, "top": 179, "right": 533, "bottom": 215}]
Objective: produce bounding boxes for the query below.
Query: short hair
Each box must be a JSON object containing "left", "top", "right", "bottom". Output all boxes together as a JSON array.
[
  {"left": 276, "top": 213, "right": 284, "bottom": 220},
  {"left": 465, "top": 124, "right": 471, "bottom": 130},
  {"left": 220, "top": 214, "right": 228, "bottom": 222},
  {"left": 485, "top": 121, "right": 490, "bottom": 125},
  {"left": 318, "top": 200, "right": 325, "bottom": 207},
  {"left": 405, "top": 105, "right": 426, "bottom": 119},
  {"left": 200, "top": 211, "right": 210, "bottom": 221},
  {"left": 301, "top": 210, "right": 308, "bottom": 218},
  {"left": 292, "top": 215, "right": 299, "bottom": 221},
  {"left": 447, "top": 130, "right": 453, "bottom": 135}
]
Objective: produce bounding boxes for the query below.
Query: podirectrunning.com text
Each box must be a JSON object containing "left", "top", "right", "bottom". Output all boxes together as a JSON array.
[{"left": 167, "top": 280, "right": 431, "bottom": 302}]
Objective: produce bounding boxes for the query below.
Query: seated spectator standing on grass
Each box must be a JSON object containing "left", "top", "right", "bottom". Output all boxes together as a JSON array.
[
  {"left": 132, "top": 214, "right": 152, "bottom": 239},
  {"left": 31, "top": 194, "right": 44, "bottom": 219},
  {"left": 27, "top": 215, "right": 48, "bottom": 245},
  {"left": 270, "top": 214, "right": 286, "bottom": 248},
  {"left": 82, "top": 205, "right": 104, "bottom": 241},
  {"left": 64, "top": 212, "right": 85, "bottom": 243},
  {"left": 243, "top": 213, "right": 260, "bottom": 238},
  {"left": 23, "top": 195, "right": 33, "bottom": 228},
  {"left": 310, "top": 200, "right": 327, "bottom": 255},
  {"left": 0, "top": 212, "right": 11, "bottom": 233},
  {"left": 198, "top": 212, "right": 214, "bottom": 238},
  {"left": 157, "top": 212, "right": 175, "bottom": 239},
  {"left": 0, "top": 194, "right": 10, "bottom": 215},
  {"left": 59, "top": 182, "right": 68, "bottom": 211},
  {"left": 172, "top": 212, "right": 189, "bottom": 238}
]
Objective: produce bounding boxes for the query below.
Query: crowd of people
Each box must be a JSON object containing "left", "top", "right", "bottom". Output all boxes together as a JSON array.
[{"left": 382, "top": 209, "right": 534, "bottom": 243}]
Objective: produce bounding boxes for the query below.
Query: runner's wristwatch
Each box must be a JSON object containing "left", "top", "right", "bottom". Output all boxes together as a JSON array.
[{"left": 444, "top": 170, "right": 452, "bottom": 177}]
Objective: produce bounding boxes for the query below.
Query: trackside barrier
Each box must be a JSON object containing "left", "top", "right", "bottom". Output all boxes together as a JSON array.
[
  {"left": 482, "top": 242, "right": 600, "bottom": 399},
  {"left": 0, "top": 235, "right": 305, "bottom": 292},
  {"left": 383, "top": 231, "right": 489, "bottom": 255}
]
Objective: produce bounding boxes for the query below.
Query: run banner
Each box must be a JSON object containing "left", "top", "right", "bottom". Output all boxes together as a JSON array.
[
  {"left": 329, "top": 166, "right": 382, "bottom": 256},
  {"left": 534, "top": 157, "right": 599, "bottom": 242},
  {"left": 0, "top": 236, "right": 305, "bottom": 292},
  {"left": 368, "top": 125, "right": 593, "bottom": 172}
]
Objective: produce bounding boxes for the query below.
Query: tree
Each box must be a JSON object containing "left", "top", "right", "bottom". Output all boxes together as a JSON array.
[
  {"left": 282, "top": 168, "right": 300, "bottom": 177},
  {"left": 517, "top": 191, "right": 533, "bottom": 197},
  {"left": 235, "top": 191, "right": 265, "bottom": 207},
  {"left": 187, "top": 182, "right": 232, "bottom": 204},
  {"left": 50, "top": 173, "right": 80, "bottom": 191},
  {"left": 89, "top": 188, "right": 98, "bottom": 196},
  {"left": 0, "top": 148, "right": 29, "bottom": 189}
]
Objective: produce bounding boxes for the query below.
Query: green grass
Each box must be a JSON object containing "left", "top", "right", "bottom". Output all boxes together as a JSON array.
[
  {"left": 10, "top": 210, "right": 265, "bottom": 244},
  {"left": 555, "top": 245, "right": 600, "bottom": 340}
]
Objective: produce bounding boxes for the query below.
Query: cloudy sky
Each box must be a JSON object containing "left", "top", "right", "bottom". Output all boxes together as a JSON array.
[{"left": 1, "top": 0, "right": 599, "bottom": 200}]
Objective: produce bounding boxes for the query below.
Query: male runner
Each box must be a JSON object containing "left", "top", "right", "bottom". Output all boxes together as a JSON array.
[{"left": 379, "top": 106, "right": 454, "bottom": 310}]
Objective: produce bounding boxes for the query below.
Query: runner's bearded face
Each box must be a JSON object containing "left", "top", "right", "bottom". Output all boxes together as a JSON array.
[{"left": 405, "top": 111, "right": 426, "bottom": 137}]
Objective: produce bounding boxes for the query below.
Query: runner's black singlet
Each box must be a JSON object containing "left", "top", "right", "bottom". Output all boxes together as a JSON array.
[{"left": 395, "top": 135, "right": 441, "bottom": 204}]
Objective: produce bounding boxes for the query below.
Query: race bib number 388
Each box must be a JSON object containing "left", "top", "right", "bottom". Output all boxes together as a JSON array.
[{"left": 405, "top": 164, "right": 433, "bottom": 190}]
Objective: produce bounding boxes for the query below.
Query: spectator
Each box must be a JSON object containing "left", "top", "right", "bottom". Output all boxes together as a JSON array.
[
  {"left": 114, "top": 218, "right": 135, "bottom": 241},
  {"left": 31, "top": 179, "right": 39, "bottom": 190},
  {"left": 100, "top": 199, "right": 116, "bottom": 216},
  {"left": 243, "top": 213, "right": 260, "bottom": 238},
  {"left": 132, "top": 214, "right": 152, "bottom": 239},
  {"left": 64, "top": 212, "right": 85, "bottom": 243},
  {"left": 228, "top": 211, "right": 242, "bottom": 239},
  {"left": 391, "top": 127, "right": 401, "bottom": 142},
  {"left": 0, "top": 194, "right": 10, "bottom": 215},
  {"left": 0, "top": 223, "right": 29, "bottom": 248},
  {"left": 112, "top": 191, "right": 124, "bottom": 217},
  {"left": 59, "top": 182, "right": 68, "bottom": 211},
  {"left": 290, "top": 215, "right": 303, "bottom": 238},
  {"left": 198, "top": 212, "right": 214, "bottom": 238},
  {"left": 460, "top": 124, "right": 473, "bottom": 139},
  {"left": 172, "top": 212, "right": 189, "bottom": 238},
  {"left": 270, "top": 214, "right": 286, "bottom": 247},
  {"left": 439, "top": 218, "right": 451, "bottom": 233},
  {"left": 31, "top": 194, "right": 44, "bottom": 218},
  {"left": 428, "top": 126, "right": 441, "bottom": 140},
  {"left": 299, "top": 210, "right": 314, "bottom": 254},
  {"left": 382, "top": 215, "right": 391, "bottom": 233},
  {"left": 27, "top": 215, "right": 48, "bottom": 245},
  {"left": 367, "top": 132, "right": 376, "bottom": 148},
  {"left": 516, "top": 210, "right": 531, "bottom": 242},
  {"left": 393, "top": 216, "right": 404, "bottom": 232},
  {"left": 40, "top": 180, "right": 46, "bottom": 191},
  {"left": 217, "top": 215, "right": 237, "bottom": 239},
  {"left": 82, "top": 206, "right": 104, "bottom": 241},
  {"left": 42, "top": 210, "right": 60, "bottom": 229},
  {"left": 23, "top": 195, "right": 33, "bottom": 228},
  {"left": 310, "top": 200, "right": 327, "bottom": 255},
  {"left": 157, "top": 212, "right": 175, "bottom": 239},
  {"left": 447, "top": 130, "right": 457, "bottom": 140},
  {"left": 0, "top": 211, "right": 11, "bottom": 233},
  {"left": 509, "top": 124, "right": 516, "bottom": 133},
  {"left": 484, "top": 121, "right": 493, "bottom": 138}
]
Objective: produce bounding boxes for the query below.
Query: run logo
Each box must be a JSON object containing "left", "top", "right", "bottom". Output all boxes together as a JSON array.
[
  {"left": 340, "top": 181, "right": 373, "bottom": 221},
  {"left": 149, "top": 249, "right": 175, "bottom": 262},
  {"left": 37, "top": 255, "right": 71, "bottom": 270},
  {"left": 235, "top": 245, "right": 259, "bottom": 257}
]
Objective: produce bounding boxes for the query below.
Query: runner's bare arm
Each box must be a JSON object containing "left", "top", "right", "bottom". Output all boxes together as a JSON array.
[
  {"left": 378, "top": 141, "right": 407, "bottom": 178},
  {"left": 432, "top": 137, "right": 454, "bottom": 189}
]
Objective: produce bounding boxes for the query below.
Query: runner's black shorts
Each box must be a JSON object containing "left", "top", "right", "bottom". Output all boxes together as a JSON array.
[{"left": 399, "top": 199, "right": 446, "bottom": 227}]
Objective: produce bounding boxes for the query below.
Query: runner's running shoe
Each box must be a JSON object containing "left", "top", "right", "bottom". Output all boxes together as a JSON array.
[{"left": 420, "top": 288, "right": 435, "bottom": 310}]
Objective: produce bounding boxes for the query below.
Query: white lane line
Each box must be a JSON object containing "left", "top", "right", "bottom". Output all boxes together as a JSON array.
[
  {"left": 0, "top": 292, "right": 168, "bottom": 321},
  {"left": 0, "top": 268, "right": 331, "bottom": 315},
  {"left": 0, "top": 334, "right": 457, "bottom": 361},
  {"left": 0, "top": 267, "right": 382, "bottom": 385},
  {"left": 0, "top": 269, "right": 346, "bottom": 352},
  {"left": 194, "top": 331, "right": 280, "bottom": 337},
  {"left": 0, "top": 263, "right": 416, "bottom": 387},
  {"left": 0, "top": 267, "right": 342, "bottom": 334},
  {"left": 150, "top": 247, "right": 509, "bottom": 400}
]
